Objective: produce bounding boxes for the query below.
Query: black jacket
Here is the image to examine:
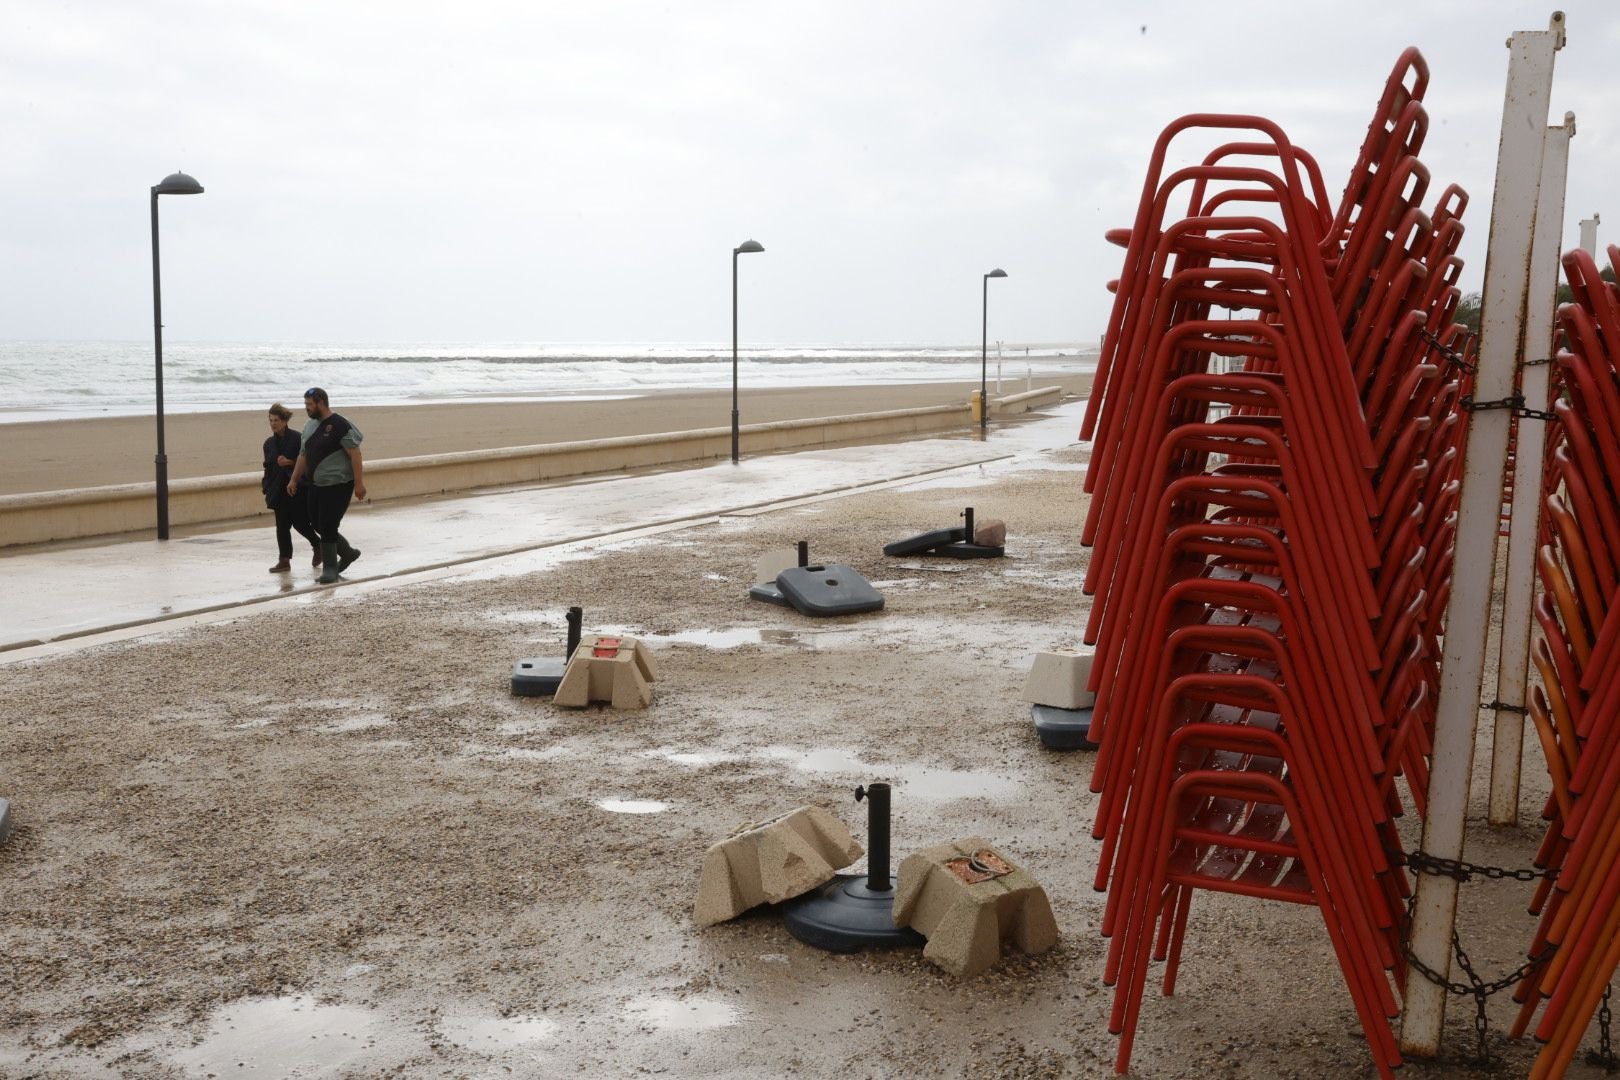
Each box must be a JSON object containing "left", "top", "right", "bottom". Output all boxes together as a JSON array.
[{"left": 262, "top": 428, "right": 301, "bottom": 508}]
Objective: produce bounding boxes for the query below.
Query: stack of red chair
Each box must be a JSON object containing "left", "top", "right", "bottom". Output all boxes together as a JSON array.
[
  {"left": 1506, "top": 246, "right": 1620, "bottom": 1079},
  {"left": 1078, "top": 50, "right": 1474, "bottom": 1078}
]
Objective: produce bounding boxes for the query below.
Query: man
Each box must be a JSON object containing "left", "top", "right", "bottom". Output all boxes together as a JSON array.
[{"left": 287, "top": 387, "right": 366, "bottom": 584}]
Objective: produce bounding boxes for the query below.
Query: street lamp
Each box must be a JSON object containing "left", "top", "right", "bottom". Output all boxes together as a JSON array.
[
  {"left": 981, "top": 268, "right": 1007, "bottom": 432},
  {"left": 150, "top": 170, "right": 205, "bottom": 540},
  {"left": 731, "top": 239, "right": 765, "bottom": 463}
]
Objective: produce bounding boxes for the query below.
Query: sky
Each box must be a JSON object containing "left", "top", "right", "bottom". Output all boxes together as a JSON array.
[{"left": 1, "top": 0, "right": 1617, "bottom": 347}]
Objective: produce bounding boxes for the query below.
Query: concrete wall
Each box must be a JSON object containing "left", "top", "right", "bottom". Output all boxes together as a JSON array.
[{"left": 0, "top": 389, "right": 1065, "bottom": 548}]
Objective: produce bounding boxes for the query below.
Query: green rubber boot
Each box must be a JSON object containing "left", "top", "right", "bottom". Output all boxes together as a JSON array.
[
  {"left": 335, "top": 539, "right": 362, "bottom": 575},
  {"left": 318, "top": 543, "right": 341, "bottom": 584}
]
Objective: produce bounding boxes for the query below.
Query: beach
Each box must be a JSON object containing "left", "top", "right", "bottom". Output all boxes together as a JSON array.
[
  {"left": 0, "top": 427, "right": 1557, "bottom": 1078},
  {"left": 0, "top": 376, "right": 1093, "bottom": 496}
]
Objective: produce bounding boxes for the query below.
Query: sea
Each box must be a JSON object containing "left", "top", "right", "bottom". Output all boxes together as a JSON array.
[{"left": 0, "top": 340, "right": 1098, "bottom": 424}]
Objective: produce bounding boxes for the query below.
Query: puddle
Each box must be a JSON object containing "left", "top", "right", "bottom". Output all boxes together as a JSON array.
[
  {"left": 898, "top": 469, "right": 1001, "bottom": 491},
  {"left": 316, "top": 714, "right": 392, "bottom": 734},
  {"left": 438, "top": 1013, "right": 559, "bottom": 1052},
  {"left": 760, "top": 746, "right": 1019, "bottom": 801},
  {"left": 484, "top": 609, "right": 571, "bottom": 626},
  {"left": 644, "top": 749, "right": 741, "bottom": 767},
  {"left": 628, "top": 626, "right": 871, "bottom": 649},
  {"left": 170, "top": 995, "right": 387, "bottom": 1076},
  {"left": 624, "top": 995, "right": 739, "bottom": 1032},
  {"left": 497, "top": 718, "right": 554, "bottom": 736},
  {"left": 489, "top": 622, "right": 872, "bottom": 651},
  {"left": 595, "top": 799, "right": 670, "bottom": 814},
  {"left": 465, "top": 743, "right": 571, "bottom": 762}
]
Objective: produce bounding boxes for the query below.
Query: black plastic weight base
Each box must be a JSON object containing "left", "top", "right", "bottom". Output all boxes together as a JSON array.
[
  {"left": 1032, "top": 704, "right": 1099, "bottom": 751},
  {"left": 882, "top": 527, "right": 966, "bottom": 557},
  {"left": 783, "top": 874, "right": 924, "bottom": 952},
  {"left": 775, "top": 564, "right": 885, "bottom": 616},
  {"left": 511, "top": 657, "right": 566, "bottom": 697},
  {"left": 748, "top": 582, "right": 792, "bottom": 607},
  {"left": 934, "top": 542, "right": 1005, "bottom": 559}
]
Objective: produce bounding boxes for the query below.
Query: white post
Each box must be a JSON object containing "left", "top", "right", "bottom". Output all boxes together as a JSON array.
[
  {"left": 1400, "top": 11, "right": 1565, "bottom": 1058},
  {"left": 1579, "top": 214, "right": 1600, "bottom": 254},
  {"left": 1488, "top": 113, "right": 1575, "bottom": 826}
]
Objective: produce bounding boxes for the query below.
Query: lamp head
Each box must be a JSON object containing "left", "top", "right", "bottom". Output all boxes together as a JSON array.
[
  {"left": 734, "top": 239, "right": 765, "bottom": 255},
  {"left": 985, "top": 268, "right": 1007, "bottom": 279},
  {"left": 153, "top": 171, "right": 205, "bottom": 196}
]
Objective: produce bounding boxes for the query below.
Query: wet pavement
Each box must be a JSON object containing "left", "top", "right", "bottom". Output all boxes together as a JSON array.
[{"left": 0, "top": 404, "right": 1085, "bottom": 657}]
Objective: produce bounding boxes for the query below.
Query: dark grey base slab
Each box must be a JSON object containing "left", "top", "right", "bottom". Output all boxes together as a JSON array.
[
  {"left": 748, "top": 582, "right": 792, "bottom": 607},
  {"left": 782, "top": 875, "right": 925, "bottom": 953},
  {"left": 776, "top": 564, "right": 885, "bottom": 616},
  {"left": 1032, "top": 703, "right": 1099, "bottom": 751},
  {"left": 934, "top": 542, "right": 1005, "bottom": 559},
  {"left": 882, "top": 527, "right": 966, "bottom": 557},
  {"left": 512, "top": 657, "right": 566, "bottom": 697},
  {"left": 0, "top": 797, "right": 11, "bottom": 847}
]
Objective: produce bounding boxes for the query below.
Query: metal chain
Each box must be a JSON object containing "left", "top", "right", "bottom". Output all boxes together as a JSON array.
[
  {"left": 1418, "top": 327, "right": 1480, "bottom": 374},
  {"left": 1589, "top": 984, "right": 1619, "bottom": 1072},
  {"left": 1459, "top": 393, "right": 1559, "bottom": 422},
  {"left": 1391, "top": 848, "right": 1560, "bottom": 1065},
  {"left": 1395, "top": 847, "right": 1559, "bottom": 883},
  {"left": 1400, "top": 912, "right": 1555, "bottom": 1065}
]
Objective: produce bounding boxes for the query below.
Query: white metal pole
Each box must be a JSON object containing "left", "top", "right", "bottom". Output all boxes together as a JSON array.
[
  {"left": 1400, "top": 11, "right": 1565, "bottom": 1058},
  {"left": 1579, "top": 214, "right": 1600, "bottom": 254},
  {"left": 1488, "top": 113, "right": 1575, "bottom": 826}
]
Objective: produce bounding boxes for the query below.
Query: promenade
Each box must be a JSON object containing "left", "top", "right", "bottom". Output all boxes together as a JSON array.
[{"left": 1, "top": 404, "right": 1081, "bottom": 657}]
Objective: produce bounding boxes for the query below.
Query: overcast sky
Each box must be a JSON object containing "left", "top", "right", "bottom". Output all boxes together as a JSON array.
[{"left": 2, "top": 1, "right": 1616, "bottom": 346}]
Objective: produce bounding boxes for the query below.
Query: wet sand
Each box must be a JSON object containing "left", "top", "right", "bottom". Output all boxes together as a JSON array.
[
  {"left": 0, "top": 438, "right": 1559, "bottom": 1078},
  {"left": 0, "top": 376, "right": 1093, "bottom": 496}
]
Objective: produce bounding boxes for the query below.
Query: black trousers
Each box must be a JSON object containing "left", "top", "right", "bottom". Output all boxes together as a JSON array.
[
  {"left": 307, "top": 481, "right": 354, "bottom": 547},
  {"left": 273, "top": 495, "right": 320, "bottom": 559}
]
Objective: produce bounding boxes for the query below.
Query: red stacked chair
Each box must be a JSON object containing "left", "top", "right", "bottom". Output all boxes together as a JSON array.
[
  {"left": 1079, "top": 50, "right": 1474, "bottom": 1078},
  {"left": 1503, "top": 247, "right": 1620, "bottom": 1079}
]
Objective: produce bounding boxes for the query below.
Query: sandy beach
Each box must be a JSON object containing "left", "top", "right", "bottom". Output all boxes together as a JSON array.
[
  {"left": 0, "top": 431, "right": 1562, "bottom": 1079},
  {"left": 0, "top": 376, "right": 1093, "bottom": 496}
]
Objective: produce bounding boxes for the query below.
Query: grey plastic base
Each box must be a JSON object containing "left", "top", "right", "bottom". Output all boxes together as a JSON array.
[
  {"left": 776, "top": 564, "right": 885, "bottom": 616},
  {"left": 934, "top": 542, "right": 1005, "bottom": 559},
  {"left": 882, "top": 527, "right": 966, "bottom": 557},
  {"left": 512, "top": 657, "right": 566, "bottom": 697},
  {"left": 783, "top": 875, "right": 925, "bottom": 953},
  {"left": 1032, "top": 703, "right": 1099, "bottom": 751},
  {"left": 748, "top": 582, "right": 792, "bottom": 607}
]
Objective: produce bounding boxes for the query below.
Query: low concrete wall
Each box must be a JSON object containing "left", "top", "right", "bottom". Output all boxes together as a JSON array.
[
  {"left": 0, "top": 392, "right": 1063, "bottom": 547},
  {"left": 991, "top": 385, "right": 1064, "bottom": 415}
]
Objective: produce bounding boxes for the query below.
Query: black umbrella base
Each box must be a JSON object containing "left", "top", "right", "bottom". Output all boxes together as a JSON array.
[
  {"left": 511, "top": 657, "right": 566, "bottom": 697},
  {"left": 1032, "top": 703, "right": 1100, "bottom": 751},
  {"left": 783, "top": 875, "right": 925, "bottom": 953}
]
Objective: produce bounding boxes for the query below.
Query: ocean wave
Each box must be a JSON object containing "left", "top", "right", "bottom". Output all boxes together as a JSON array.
[
  {"left": 307, "top": 354, "right": 988, "bottom": 366},
  {"left": 180, "top": 368, "right": 263, "bottom": 384}
]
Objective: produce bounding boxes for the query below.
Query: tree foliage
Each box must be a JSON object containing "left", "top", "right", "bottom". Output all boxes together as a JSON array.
[{"left": 1451, "top": 265, "right": 1613, "bottom": 335}]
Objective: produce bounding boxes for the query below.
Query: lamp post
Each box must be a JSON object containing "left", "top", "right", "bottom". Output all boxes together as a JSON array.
[
  {"left": 150, "top": 170, "right": 205, "bottom": 540},
  {"left": 981, "top": 268, "right": 1007, "bottom": 432},
  {"left": 731, "top": 239, "right": 765, "bottom": 463}
]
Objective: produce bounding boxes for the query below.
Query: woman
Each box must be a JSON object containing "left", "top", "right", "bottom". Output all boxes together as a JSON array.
[{"left": 262, "top": 403, "right": 321, "bottom": 572}]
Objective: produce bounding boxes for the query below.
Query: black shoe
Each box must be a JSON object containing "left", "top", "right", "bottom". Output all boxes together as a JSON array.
[
  {"left": 336, "top": 544, "right": 362, "bottom": 575},
  {"left": 318, "top": 543, "right": 341, "bottom": 584}
]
